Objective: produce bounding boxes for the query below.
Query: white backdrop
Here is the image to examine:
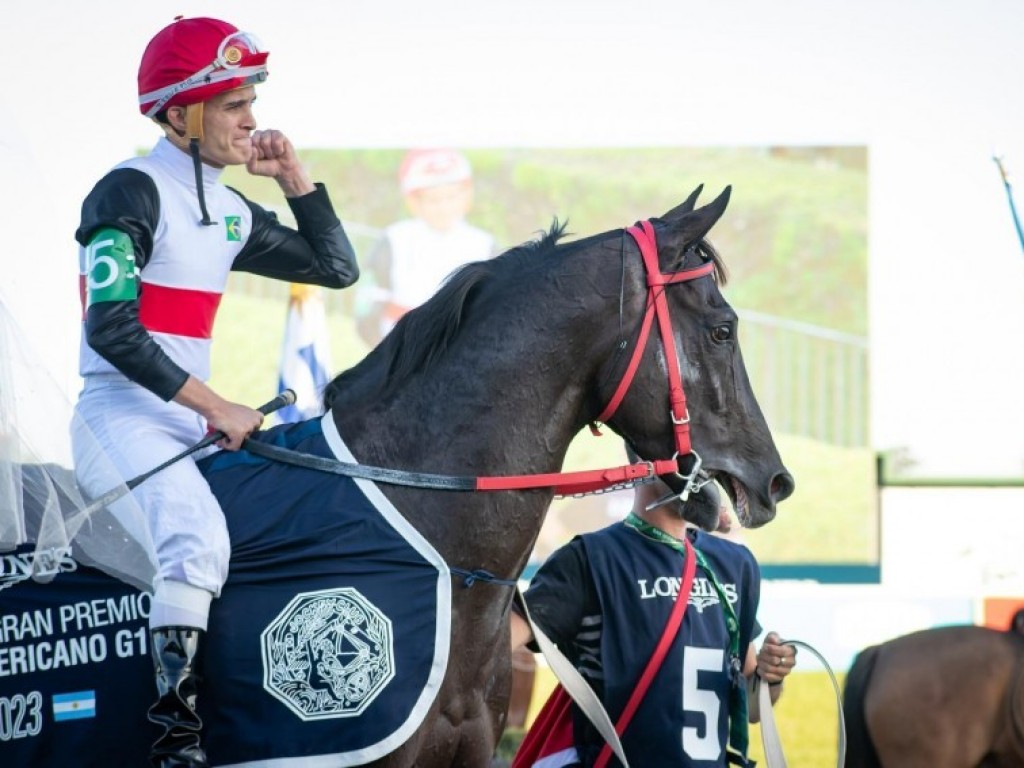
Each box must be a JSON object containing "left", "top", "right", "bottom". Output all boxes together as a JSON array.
[{"left": 2, "top": 0, "right": 1024, "bottom": 474}]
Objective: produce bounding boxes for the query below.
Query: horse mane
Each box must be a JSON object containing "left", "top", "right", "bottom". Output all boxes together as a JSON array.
[
  {"left": 323, "top": 218, "right": 728, "bottom": 408},
  {"left": 324, "top": 220, "right": 571, "bottom": 406}
]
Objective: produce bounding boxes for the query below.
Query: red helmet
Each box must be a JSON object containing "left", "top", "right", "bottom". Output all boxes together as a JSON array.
[{"left": 138, "top": 17, "right": 269, "bottom": 118}]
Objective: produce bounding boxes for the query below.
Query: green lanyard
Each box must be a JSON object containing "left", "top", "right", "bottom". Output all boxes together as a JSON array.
[
  {"left": 624, "top": 513, "right": 740, "bottom": 656},
  {"left": 624, "top": 513, "right": 752, "bottom": 764}
]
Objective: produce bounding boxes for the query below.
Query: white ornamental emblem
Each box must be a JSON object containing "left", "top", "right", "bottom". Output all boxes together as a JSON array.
[{"left": 261, "top": 587, "right": 395, "bottom": 720}]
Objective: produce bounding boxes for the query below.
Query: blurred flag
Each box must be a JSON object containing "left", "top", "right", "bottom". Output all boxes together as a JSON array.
[
  {"left": 993, "top": 154, "right": 1024, "bottom": 255},
  {"left": 275, "top": 283, "right": 332, "bottom": 423}
]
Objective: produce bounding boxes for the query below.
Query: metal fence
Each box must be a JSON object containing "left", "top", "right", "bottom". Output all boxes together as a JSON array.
[{"left": 739, "top": 309, "right": 869, "bottom": 447}]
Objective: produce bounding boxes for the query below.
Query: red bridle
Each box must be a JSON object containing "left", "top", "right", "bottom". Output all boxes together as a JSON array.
[
  {"left": 594, "top": 220, "right": 715, "bottom": 459},
  {"left": 243, "top": 220, "right": 720, "bottom": 502},
  {"left": 478, "top": 219, "right": 715, "bottom": 498}
]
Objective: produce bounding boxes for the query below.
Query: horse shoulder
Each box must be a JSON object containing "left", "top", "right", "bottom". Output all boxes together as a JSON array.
[
  {"left": 864, "top": 627, "right": 1014, "bottom": 766},
  {"left": 995, "top": 636, "right": 1024, "bottom": 761}
]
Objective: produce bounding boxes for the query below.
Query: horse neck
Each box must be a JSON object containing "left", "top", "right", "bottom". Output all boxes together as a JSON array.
[
  {"left": 336, "top": 250, "right": 629, "bottom": 477},
  {"left": 330, "top": 245, "right": 637, "bottom": 583}
]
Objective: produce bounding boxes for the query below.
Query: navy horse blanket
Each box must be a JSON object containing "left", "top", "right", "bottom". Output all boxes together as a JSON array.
[{"left": 0, "top": 415, "right": 451, "bottom": 767}]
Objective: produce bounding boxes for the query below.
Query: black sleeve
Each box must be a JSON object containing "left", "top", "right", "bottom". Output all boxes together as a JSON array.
[
  {"left": 77, "top": 169, "right": 190, "bottom": 401},
  {"left": 231, "top": 184, "right": 360, "bottom": 288},
  {"left": 518, "top": 538, "right": 596, "bottom": 653}
]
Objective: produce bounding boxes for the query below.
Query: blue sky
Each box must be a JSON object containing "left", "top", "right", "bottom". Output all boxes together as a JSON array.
[{"left": 2, "top": 0, "right": 1024, "bottom": 473}]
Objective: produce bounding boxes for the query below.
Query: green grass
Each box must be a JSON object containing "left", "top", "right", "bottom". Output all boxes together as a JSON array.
[
  {"left": 742, "top": 434, "right": 876, "bottom": 564},
  {"left": 223, "top": 146, "right": 867, "bottom": 336},
  {"left": 208, "top": 283, "right": 372, "bottom": 408},
  {"left": 548, "top": 425, "right": 876, "bottom": 565},
  {"left": 748, "top": 671, "right": 846, "bottom": 767}
]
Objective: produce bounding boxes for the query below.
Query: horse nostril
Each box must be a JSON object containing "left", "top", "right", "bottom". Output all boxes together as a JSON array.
[{"left": 769, "top": 471, "right": 795, "bottom": 503}]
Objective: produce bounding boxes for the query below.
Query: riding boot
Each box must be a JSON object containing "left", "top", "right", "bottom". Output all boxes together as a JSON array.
[{"left": 147, "top": 626, "right": 209, "bottom": 768}]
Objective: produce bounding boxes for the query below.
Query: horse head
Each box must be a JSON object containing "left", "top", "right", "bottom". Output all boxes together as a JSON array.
[{"left": 599, "top": 186, "right": 794, "bottom": 530}]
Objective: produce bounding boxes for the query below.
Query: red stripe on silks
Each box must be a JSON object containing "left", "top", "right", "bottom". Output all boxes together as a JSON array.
[{"left": 138, "top": 283, "right": 223, "bottom": 339}]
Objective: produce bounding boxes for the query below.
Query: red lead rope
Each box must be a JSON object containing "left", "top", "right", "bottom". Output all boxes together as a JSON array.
[
  {"left": 476, "top": 220, "right": 713, "bottom": 495},
  {"left": 475, "top": 457, "right": 683, "bottom": 496}
]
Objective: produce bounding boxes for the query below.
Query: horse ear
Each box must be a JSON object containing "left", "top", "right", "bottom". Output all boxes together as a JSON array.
[
  {"left": 674, "top": 186, "right": 731, "bottom": 246},
  {"left": 660, "top": 184, "right": 705, "bottom": 221}
]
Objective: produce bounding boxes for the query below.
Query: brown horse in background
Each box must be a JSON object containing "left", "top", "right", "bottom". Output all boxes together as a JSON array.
[{"left": 843, "top": 612, "right": 1024, "bottom": 767}]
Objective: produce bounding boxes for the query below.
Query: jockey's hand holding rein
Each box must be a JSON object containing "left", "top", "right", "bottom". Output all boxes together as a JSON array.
[{"left": 173, "top": 376, "right": 264, "bottom": 451}]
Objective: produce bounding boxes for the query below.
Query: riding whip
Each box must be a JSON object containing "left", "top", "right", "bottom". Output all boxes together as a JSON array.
[
  {"left": 75, "top": 389, "right": 296, "bottom": 519},
  {"left": 993, "top": 154, "right": 1024, "bottom": 255}
]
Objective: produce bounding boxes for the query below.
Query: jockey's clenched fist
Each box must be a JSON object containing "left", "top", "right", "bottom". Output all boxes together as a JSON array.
[{"left": 247, "top": 129, "right": 314, "bottom": 196}]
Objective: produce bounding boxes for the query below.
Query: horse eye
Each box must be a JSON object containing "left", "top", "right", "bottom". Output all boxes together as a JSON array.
[{"left": 711, "top": 324, "right": 733, "bottom": 343}]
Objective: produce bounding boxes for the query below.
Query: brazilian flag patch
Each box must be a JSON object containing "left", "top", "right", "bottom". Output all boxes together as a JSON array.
[{"left": 225, "top": 216, "right": 242, "bottom": 242}]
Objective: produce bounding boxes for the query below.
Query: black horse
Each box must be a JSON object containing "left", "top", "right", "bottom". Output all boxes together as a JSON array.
[
  {"left": 315, "top": 186, "right": 793, "bottom": 765},
  {"left": 0, "top": 186, "right": 792, "bottom": 767},
  {"left": 843, "top": 615, "right": 1024, "bottom": 767}
]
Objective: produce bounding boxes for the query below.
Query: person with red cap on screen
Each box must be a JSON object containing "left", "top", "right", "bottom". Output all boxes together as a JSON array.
[
  {"left": 355, "top": 148, "right": 495, "bottom": 346},
  {"left": 72, "top": 16, "right": 358, "bottom": 766}
]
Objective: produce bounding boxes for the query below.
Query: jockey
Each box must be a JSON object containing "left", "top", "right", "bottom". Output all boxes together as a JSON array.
[
  {"left": 72, "top": 16, "right": 358, "bottom": 767},
  {"left": 355, "top": 148, "right": 496, "bottom": 346}
]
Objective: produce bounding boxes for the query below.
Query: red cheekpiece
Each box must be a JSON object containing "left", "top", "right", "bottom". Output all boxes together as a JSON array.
[{"left": 138, "top": 17, "right": 269, "bottom": 116}]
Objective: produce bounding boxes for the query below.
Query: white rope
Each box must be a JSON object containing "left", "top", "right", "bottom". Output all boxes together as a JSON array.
[
  {"left": 519, "top": 590, "right": 630, "bottom": 768},
  {"left": 757, "top": 639, "right": 847, "bottom": 768}
]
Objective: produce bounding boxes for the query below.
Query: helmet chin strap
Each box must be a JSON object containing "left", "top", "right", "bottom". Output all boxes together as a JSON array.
[{"left": 185, "top": 103, "right": 215, "bottom": 226}]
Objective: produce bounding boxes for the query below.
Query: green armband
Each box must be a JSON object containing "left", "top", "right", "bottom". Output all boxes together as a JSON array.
[{"left": 85, "top": 228, "right": 138, "bottom": 305}]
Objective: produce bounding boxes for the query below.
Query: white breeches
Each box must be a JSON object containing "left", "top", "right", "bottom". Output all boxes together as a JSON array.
[{"left": 73, "top": 377, "right": 230, "bottom": 601}]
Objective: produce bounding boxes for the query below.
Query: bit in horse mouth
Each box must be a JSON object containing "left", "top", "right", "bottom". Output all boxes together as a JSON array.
[
  {"left": 706, "top": 470, "right": 751, "bottom": 527},
  {"left": 730, "top": 477, "right": 750, "bottom": 525}
]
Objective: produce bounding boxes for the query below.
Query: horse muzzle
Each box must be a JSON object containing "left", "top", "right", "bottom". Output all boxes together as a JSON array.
[{"left": 709, "top": 467, "right": 794, "bottom": 529}]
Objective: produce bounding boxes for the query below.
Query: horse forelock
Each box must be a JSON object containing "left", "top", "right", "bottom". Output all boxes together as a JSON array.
[
  {"left": 324, "top": 220, "right": 575, "bottom": 406},
  {"left": 653, "top": 221, "right": 728, "bottom": 287},
  {"left": 691, "top": 239, "right": 729, "bottom": 286}
]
